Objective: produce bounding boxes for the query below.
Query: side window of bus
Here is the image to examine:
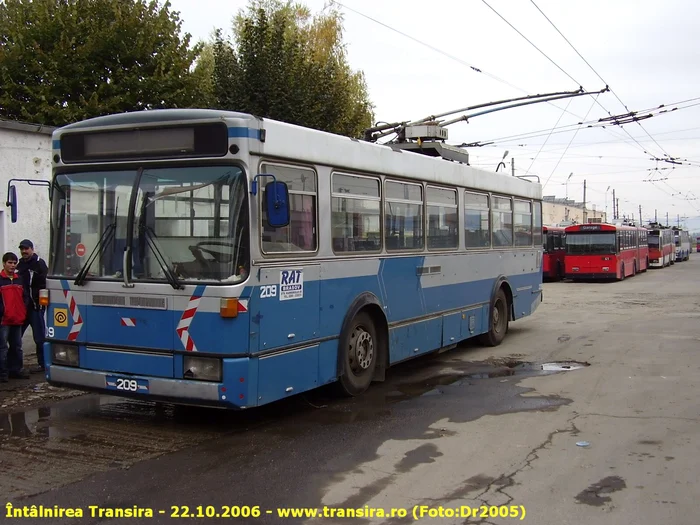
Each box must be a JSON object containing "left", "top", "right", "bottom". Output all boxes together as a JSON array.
[
  {"left": 514, "top": 200, "right": 532, "bottom": 246},
  {"left": 492, "top": 196, "right": 513, "bottom": 247},
  {"left": 533, "top": 201, "right": 542, "bottom": 248},
  {"left": 385, "top": 180, "right": 424, "bottom": 251},
  {"left": 331, "top": 173, "right": 381, "bottom": 253},
  {"left": 465, "top": 192, "right": 490, "bottom": 248},
  {"left": 427, "top": 186, "right": 458, "bottom": 250},
  {"left": 260, "top": 163, "right": 317, "bottom": 254}
]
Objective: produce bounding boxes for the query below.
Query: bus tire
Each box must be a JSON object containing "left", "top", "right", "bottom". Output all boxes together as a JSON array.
[
  {"left": 619, "top": 264, "right": 625, "bottom": 281},
  {"left": 633, "top": 261, "right": 637, "bottom": 275},
  {"left": 336, "top": 311, "right": 378, "bottom": 396},
  {"left": 479, "top": 288, "right": 508, "bottom": 347}
]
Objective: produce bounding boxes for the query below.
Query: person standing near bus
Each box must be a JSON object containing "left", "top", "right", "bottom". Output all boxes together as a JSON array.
[
  {"left": 17, "top": 239, "right": 48, "bottom": 373},
  {"left": 0, "top": 252, "right": 30, "bottom": 382}
]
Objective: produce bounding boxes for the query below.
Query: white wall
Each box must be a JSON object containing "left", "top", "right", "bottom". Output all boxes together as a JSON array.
[
  {"left": 543, "top": 201, "right": 607, "bottom": 226},
  {"left": 0, "top": 126, "right": 52, "bottom": 258}
]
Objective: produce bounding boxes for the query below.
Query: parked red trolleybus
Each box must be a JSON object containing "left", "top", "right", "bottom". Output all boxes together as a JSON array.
[
  {"left": 543, "top": 226, "right": 566, "bottom": 280},
  {"left": 647, "top": 225, "right": 674, "bottom": 268},
  {"left": 564, "top": 223, "right": 648, "bottom": 281}
]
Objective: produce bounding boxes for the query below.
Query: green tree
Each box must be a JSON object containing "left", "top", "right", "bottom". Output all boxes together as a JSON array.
[
  {"left": 213, "top": 0, "right": 374, "bottom": 138},
  {"left": 0, "top": 0, "right": 204, "bottom": 126}
]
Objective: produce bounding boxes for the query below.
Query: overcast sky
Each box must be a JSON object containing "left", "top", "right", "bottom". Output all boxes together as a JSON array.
[{"left": 169, "top": 0, "right": 700, "bottom": 226}]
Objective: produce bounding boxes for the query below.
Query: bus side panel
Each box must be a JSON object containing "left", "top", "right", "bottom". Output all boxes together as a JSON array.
[
  {"left": 256, "top": 344, "right": 320, "bottom": 406},
  {"left": 251, "top": 266, "right": 321, "bottom": 351},
  {"left": 508, "top": 272, "right": 543, "bottom": 320}
]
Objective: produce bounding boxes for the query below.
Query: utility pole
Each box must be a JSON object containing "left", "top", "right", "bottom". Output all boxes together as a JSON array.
[
  {"left": 511, "top": 158, "right": 515, "bottom": 177},
  {"left": 639, "top": 205, "right": 642, "bottom": 225},
  {"left": 655, "top": 209, "right": 657, "bottom": 223},
  {"left": 583, "top": 179, "right": 586, "bottom": 222},
  {"left": 666, "top": 212, "right": 669, "bottom": 227},
  {"left": 612, "top": 189, "right": 616, "bottom": 219},
  {"left": 616, "top": 198, "right": 620, "bottom": 220},
  {"left": 677, "top": 214, "right": 680, "bottom": 227}
]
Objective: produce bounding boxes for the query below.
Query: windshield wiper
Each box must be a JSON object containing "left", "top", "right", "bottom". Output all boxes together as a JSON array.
[
  {"left": 74, "top": 224, "right": 116, "bottom": 286},
  {"left": 74, "top": 198, "right": 119, "bottom": 286},
  {"left": 141, "top": 225, "right": 183, "bottom": 290}
]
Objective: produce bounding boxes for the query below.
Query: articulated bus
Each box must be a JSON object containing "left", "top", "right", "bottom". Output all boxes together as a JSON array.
[
  {"left": 647, "top": 226, "right": 674, "bottom": 268},
  {"left": 11, "top": 109, "right": 543, "bottom": 409},
  {"left": 673, "top": 227, "right": 691, "bottom": 262},
  {"left": 564, "top": 223, "right": 648, "bottom": 281},
  {"left": 542, "top": 226, "right": 565, "bottom": 280}
]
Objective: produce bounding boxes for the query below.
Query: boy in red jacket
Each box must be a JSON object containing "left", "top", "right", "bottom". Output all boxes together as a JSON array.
[{"left": 0, "top": 252, "right": 30, "bottom": 382}]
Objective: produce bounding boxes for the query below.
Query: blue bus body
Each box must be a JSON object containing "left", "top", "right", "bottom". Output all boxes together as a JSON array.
[{"left": 43, "top": 110, "right": 543, "bottom": 409}]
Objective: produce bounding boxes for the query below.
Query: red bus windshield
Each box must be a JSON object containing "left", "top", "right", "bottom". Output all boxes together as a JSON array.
[{"left": 566, "top": 232, "right": 616, "bottom": 254}]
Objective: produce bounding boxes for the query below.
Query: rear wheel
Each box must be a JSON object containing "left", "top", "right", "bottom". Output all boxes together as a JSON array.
[
  {"left": 479, "top": 288, "right": 508, "bottom": 347},
  {"left": 337, "top": 311, "right": 378, "bottom": 396},
  {"left": 619, "top": 264, "right": 625, "bottom": 281}
]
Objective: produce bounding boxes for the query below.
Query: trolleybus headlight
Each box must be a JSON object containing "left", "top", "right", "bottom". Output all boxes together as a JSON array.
[
  {"left": 52, "top": 344, "right": 79, "bottom": 366},
  {"left": 183, "top": 356, "right": 222, "bottom": 382}
]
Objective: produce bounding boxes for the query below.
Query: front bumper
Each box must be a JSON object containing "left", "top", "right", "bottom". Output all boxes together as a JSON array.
[{"left": 47, "top": 365, "right": 234, "bottom": 409}]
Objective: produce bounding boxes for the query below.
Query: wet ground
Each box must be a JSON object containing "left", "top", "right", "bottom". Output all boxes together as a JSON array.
[{"left": 3, "top": 258, "right": 700, "bottom": 524}]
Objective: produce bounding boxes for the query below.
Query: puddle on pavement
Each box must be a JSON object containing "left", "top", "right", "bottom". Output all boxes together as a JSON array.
[
  {"left": 0, "top": 394, "right": 249, "bottom": 440},
  {"left": 387, "top": 360, "right": 589, "bottom": 401}
]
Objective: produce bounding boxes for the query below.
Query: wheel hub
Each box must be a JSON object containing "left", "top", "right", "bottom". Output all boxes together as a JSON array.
[{"left": 350, "top": 329, "right": 374, "bottom": 371}]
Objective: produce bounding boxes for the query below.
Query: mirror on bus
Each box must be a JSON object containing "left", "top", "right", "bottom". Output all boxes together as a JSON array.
[
  {"left": 264, "top": 180, "right": 290, "bottom": 228},
  {"left": 6, "top": 184, "right": 17, "bottom": 223}
]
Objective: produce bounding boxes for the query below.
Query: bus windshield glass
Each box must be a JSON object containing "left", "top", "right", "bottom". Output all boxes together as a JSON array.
[
  {"left": 648, "top": 235, "right": 660, "bottom": 247},
  {"left": 51, "top": 166, "right": 249, "bottom": 283},
  {"left": 566, "top": 232, "right": 617, "bottom": 254}
]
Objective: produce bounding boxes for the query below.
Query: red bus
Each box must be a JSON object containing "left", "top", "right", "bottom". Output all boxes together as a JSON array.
[
  {"left": 564, "top": 223, "right": 648, "bottom": 281},
  {"left": 647, "top": 226, "right": 674, "bottom": 268},
  {"left": 543, "top": 226, "right": 566, "bottom": 280},
  {"left": 696, "top": 236, "right": 700, "bottom": 253}
]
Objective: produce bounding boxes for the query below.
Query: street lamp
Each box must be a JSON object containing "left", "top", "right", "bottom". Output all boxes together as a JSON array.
[
  {"left": 496, "top": 150, "right": 509, "bottom": 172},
  {"left": 565, "top": 172, "right": 573, "bottom": 200},
  {"left": 605, "top": 186, "right": 610, "bottom": 221}
]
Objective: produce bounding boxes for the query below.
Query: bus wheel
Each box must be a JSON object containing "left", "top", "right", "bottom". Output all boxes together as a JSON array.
[
  {"left": 633, "top": 261, "right": 637, "bottom": 275},
  {"left": 479, "top": 288, "right": 508, "bottom": 347},
  {"left": 619, "top": 264, "right": 625, "bottom": 281},
  {"left": 337, "top": 311, "right": 377, "bottom": 396}
]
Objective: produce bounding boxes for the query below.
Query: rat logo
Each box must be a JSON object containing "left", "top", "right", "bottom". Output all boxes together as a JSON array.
[{"left": 279, "top": 269, "right": 303, "bottom": 301}]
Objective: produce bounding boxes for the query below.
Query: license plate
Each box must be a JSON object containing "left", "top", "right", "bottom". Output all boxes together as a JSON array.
[{"left": 105, "top": 375, "right": 149, "bottom": 393}]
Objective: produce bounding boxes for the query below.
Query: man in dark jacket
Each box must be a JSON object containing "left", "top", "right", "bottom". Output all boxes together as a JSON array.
[
  {"left": 0, "top": 252, "right": 31, "bottom": 382},
  {"left": 17, "top": 239, "right": 48, "bottom": 373}
]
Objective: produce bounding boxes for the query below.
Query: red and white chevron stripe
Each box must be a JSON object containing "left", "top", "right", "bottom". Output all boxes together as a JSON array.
[
  {"left": 120, "top": 317, "right": 136, "bottom": 327},
  {"left": 176, "top": 293, "right": 201, "bottom": 352},
  {"left": 63, "top": 288, "right": 83, "bottom": 341}
]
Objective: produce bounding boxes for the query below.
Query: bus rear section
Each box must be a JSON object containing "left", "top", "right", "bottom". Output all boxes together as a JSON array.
[
  {"left": 647, "top": 227, "right": 673, "bottom": 268},
  {"left": 542, "top": 226, "right": 565, "bottom": 280},
  {"left": 673, "top": 228, "right": 691, "bottom": 262},
  {"left": 564, "top": 223, "right": 641, "bottom": 281}
]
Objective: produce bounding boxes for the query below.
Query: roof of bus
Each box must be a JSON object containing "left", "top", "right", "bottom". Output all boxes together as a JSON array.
[
  {"left": 53, "top": 109, "right": 541, "bottom": 200},
  {"left": 543, "top": 226, "right": 565, "bottom": 232},
  {"left": 564, "top": 223, "right": 645, "bottom": 232}
]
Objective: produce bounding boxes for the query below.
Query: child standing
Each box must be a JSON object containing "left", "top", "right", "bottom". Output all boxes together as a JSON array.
[{"left": 0, "top": 252, "right": 30, "bottom": 382}]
